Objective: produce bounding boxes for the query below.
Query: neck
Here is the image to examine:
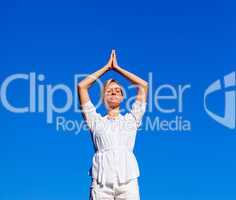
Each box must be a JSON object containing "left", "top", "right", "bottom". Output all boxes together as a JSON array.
[{"left": 107, "top": 107, "right": 120, "bottom": 119}]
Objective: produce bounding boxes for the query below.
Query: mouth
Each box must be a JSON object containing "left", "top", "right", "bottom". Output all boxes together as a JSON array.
[
  {"left": 109, "top": 96, "right": 119, "bottom": 102},
  {"left": 111, "top": 95, "right": 116, "bottom": 98}
]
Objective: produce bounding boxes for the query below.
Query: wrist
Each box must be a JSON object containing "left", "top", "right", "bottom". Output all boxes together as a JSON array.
[
  {"left": 114, "top": 65, "right": 122, "bottom": 71},
  {"left": 103, "top": 65, "right": 110, "bottom": 71}
]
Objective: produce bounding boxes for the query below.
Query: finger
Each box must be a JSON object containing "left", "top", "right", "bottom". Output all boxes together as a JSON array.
[
  {"left": 109, "top": 51, "right": 113, "bottom": 60},
  {"left": 107, "top": 51, "right": 113, "bottom": 65},
  {"left": 112, "top": 49, "right": 116, "bottom": 58},
  {"left": 113, "top": 52, "right": 117, "bottom": 63},
  {"left": 113, "top": 49, "right": 116, "bottom": 57}
]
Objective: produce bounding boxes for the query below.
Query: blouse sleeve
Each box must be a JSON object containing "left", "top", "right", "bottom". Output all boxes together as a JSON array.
[
  {"left": 129, "top": 100, "right": 147, "bottom": 128},
  {"left": 81, "top": 100, "right": 102, "bottom": 132}
]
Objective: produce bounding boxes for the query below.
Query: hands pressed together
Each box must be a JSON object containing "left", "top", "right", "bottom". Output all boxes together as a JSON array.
[
  {"left": 106, "top": 49, "right": 120, "bottom": 71},
  {"left": 78, "top": 49, "right": 148, "bottom": 106}
]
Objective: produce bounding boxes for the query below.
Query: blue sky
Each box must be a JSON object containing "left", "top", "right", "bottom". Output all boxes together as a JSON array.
[{"left": 0, "top": 0, "right": 236, "bottom": 199}]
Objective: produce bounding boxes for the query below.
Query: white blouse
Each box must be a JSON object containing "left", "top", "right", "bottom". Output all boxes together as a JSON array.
[{"left": 82, "top": 100, "right": 146, "bottom": 185}]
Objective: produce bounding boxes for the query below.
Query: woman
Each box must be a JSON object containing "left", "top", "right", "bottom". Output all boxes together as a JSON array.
[{"left": 78, "top": 50, "right": 148, "bottom": 200}]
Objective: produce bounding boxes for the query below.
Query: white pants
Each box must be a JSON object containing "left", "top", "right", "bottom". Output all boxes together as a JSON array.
[{"left": 89, "top": 177, "right": 140, "bottom": 200}]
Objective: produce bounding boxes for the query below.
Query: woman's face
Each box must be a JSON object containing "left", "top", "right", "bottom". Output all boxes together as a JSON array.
[{"left": 103, "top": 82, "right": 123, "bottom": 109}]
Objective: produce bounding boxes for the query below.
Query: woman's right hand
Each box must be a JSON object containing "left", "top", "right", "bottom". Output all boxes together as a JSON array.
[{"left": 105, "top": 50, "right": 115, "bottom": 70}]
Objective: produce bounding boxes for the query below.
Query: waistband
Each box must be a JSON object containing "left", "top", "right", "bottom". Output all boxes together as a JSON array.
[{"left": 96, "top": 146, "right": 132, "bottom": 154}]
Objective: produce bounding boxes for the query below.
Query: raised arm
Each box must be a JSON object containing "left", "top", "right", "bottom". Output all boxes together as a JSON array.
[
  {"left": 77, "top": 52, "right": 112, "bottom": 106},
  {"left": 112, "top": 51, "right": 148, "bottom": 103}
]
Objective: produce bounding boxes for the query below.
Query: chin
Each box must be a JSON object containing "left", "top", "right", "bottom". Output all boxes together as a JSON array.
[{"left": 107, "top": 101, "right": 120, "bottom": 108}]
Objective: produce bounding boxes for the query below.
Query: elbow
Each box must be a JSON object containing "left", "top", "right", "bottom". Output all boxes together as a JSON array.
[
  {"left": 77, "top": 83, "right": 87, "bottom": 94},
  {"left": 77, "top": 83, "right": 83, "bottom": 90},
  {"left": 144, "top": 81, "right": 148, "bottom": 87},
  {"left": 77, "top": 84, "right": 82, "bottom": 93},
  {"left": 137, "top": 80, "right": 148, "bottom": 89},
  {"left": 77, "top": 81, "right": 87, "bottom": 90},
  {"left": 142, "top": 82, "right": 148, "bottom": 95},
  {"left": 142, "top": 81, "right": 148, "bottom": 89},
  {"left": 137, "top": 81, "right": 148, "bottom": 94}
]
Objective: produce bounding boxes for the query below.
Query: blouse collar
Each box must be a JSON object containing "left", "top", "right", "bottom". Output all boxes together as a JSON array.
[{"left": 104, "top": 113, "right": 123, "bottom": 120}]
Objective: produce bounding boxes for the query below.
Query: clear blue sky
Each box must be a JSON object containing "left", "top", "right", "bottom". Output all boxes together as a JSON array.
[{"left": 0, "top": 0, "right": 236, "bottom": 199}]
